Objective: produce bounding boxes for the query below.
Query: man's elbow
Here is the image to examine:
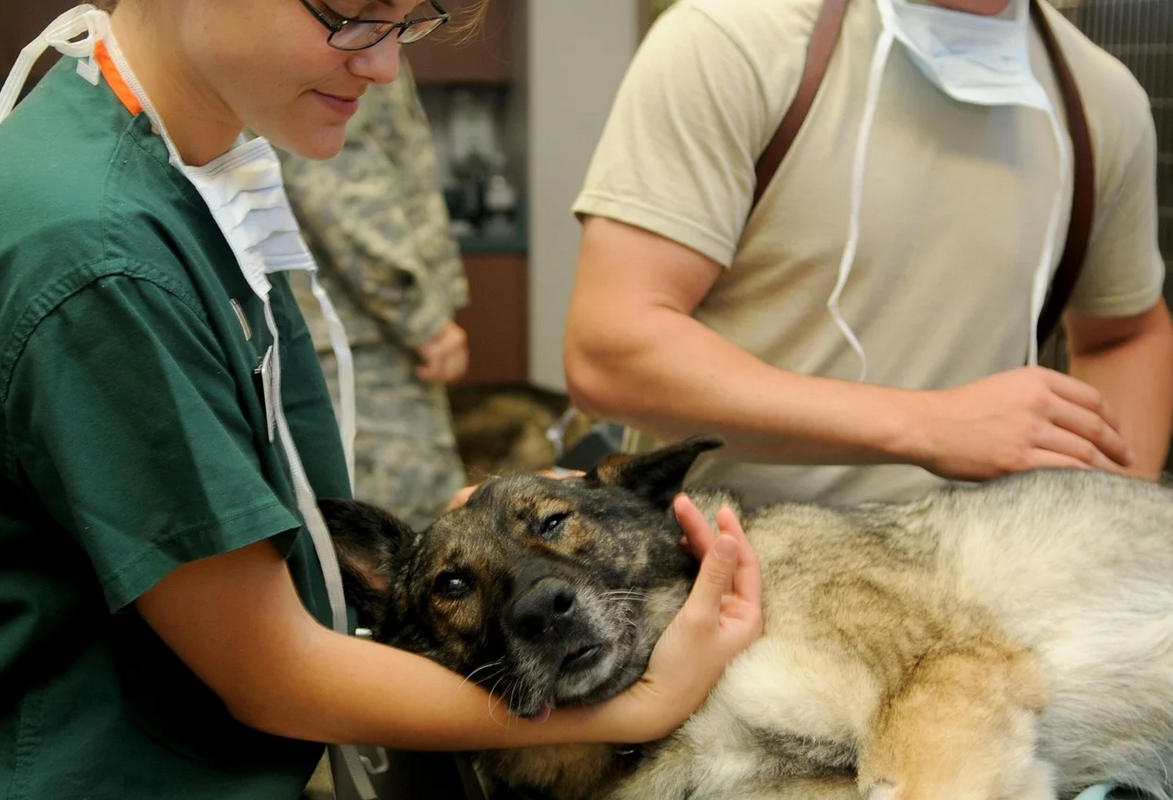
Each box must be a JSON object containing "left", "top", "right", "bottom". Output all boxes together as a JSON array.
[
  {"left": 564, "top": 325, "right": 648, "bottom": 421},
  {"left": 564, "top": 338, "right": 618, "bottom": 420}
]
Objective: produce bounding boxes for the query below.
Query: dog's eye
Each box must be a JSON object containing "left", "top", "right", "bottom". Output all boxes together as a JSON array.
[
  {"left": 432, "top": 570, "right": 474, "bottom": 599},
  {"left": 537, "top": 512, "right": 570, "bottom": 540}
]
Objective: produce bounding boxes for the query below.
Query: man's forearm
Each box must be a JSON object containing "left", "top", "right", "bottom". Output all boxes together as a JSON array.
[
  {"left": 564, "top": 307, "right": 924, "bottom": 467},
  {"left": 1068, "top": 306, "right": 1173, "bottom": 477},
  {"left": 565, "top": 304, "right": 1139, "bottom": 480}
]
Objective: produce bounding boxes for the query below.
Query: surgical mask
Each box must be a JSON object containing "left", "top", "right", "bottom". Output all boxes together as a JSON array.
[
  {"left": 876, "top": 0, "right": 1052, "bottom": 111},
  {"left": 176, "top": 136, "right": 358, "bottom": 479},
  {"left": 1, "top": 7, "right": 377, "bottom": 798},
  {"left": 831, "top": 0, "right": 1068, "bottom": 379}
]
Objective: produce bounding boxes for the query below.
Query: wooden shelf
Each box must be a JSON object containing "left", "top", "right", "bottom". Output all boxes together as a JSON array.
[{"left": 454, "top": 251, "right": 528, "bottom": 384}]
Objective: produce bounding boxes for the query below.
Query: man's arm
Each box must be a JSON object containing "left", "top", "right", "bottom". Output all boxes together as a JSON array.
[
  {"left": 1066, "top": 299, "right": 1173, "bottom": 477},
  {"left": 564, "top": 216, "right": 1134, "bottom": 479}
]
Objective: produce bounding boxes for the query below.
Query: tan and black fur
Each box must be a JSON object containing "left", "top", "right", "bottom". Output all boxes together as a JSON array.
[{"left": 321, "top": 437, "right": 1173, "bottom": 800}]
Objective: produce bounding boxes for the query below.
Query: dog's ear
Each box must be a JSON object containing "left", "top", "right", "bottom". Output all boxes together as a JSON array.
[
  {"left": 318, "top": 497, "right": 413, "bottom": 633},
  {"left": 587, "top": 435, "right": 724, "bottom": 508}
]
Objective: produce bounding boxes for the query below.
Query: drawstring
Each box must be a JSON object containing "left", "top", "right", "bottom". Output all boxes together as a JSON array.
[
  {"left": 264, "top": 299, "right": 378, "bottom": 800},
  {"left": 829, "top": 8, "right": 1069, "bottom": 374},
  {"left": 1027, "top": 105, "right": 1070, "bottom": 366},
  {"left": 829, "top": 27, "right": 895, "bottom": 383},
  {"left": 0, "top": 5, "right": 104, "bottom": 122},
  {"left": 310, "top": 273, "right": 357, "bottom": 486}
]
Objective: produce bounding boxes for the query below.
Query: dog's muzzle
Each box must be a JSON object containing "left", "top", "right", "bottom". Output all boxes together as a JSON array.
[{"left": 508, "top": 577, "right": 580, "bottom": 641}]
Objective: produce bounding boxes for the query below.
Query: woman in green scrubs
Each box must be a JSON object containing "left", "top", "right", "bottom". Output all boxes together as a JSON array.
[{"left": 0, "top": 1, "right": 762, "bottom": 799}]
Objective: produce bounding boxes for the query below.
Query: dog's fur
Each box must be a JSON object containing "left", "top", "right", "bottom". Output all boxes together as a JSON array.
[{"left": 321, "top": 437, "right": 1173, "bottom": 800}]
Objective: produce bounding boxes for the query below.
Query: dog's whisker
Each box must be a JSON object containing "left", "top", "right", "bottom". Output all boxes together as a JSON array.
[
  {"left": 486, "top": 675, "right": 514, "bottom": 728},
  {"left": 462, "top": 659, "right": 506, "bottom": 689},
  {"left": 600, "top": 590, "right": 682, "bottom": 614},
  {"left": 463, "top": 667, "right": 505, "bottom": 692}
]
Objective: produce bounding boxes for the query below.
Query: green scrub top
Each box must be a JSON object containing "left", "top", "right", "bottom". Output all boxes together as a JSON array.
[{"left": 0, "top": 56, "right": 353, "bottom": 799}]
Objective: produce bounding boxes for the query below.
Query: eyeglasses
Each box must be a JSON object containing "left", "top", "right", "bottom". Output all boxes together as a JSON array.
[{"left": 298, "top": 0, "right": 450, "bottom": 51}]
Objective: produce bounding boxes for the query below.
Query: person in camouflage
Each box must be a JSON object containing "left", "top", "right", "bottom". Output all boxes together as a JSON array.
[{"left": 281, "top": 58, "right": 470, "bottom": 531}]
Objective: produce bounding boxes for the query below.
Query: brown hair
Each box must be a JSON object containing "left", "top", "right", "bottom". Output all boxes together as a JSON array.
[
  {"left": 92, "top": 0, "right": 120, "bottom": 11},
  {"left": 450, "top": 0, "right": 494, "bottom": 42}
]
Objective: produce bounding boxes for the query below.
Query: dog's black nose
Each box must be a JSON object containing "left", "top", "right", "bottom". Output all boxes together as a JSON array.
[{"left": 509, "top": 579, "right": 578, "bottom": 641}]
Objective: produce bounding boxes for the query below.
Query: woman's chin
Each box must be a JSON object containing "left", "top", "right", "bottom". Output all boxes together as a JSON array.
[{"left": 269, "top": 123, "right": 349, "bottom": 161}]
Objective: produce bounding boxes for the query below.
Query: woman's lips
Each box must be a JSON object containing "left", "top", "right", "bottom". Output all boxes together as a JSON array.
[{"left": 315, "top": 91, "right": 360, "bottom": 117}]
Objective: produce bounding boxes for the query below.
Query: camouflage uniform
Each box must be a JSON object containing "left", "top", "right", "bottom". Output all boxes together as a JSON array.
[{"left": 282, "top": 59, "right": 469, "bottom": 531}]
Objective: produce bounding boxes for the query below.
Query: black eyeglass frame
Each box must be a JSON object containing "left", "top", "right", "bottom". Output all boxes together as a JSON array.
[{"left": 298, "top": 0, "right": 451, "bottom": 51}]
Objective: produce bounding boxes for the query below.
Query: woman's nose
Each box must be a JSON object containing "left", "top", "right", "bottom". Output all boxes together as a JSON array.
[{"left": 347, "top": 36, "right": 401, "bottom": 84}]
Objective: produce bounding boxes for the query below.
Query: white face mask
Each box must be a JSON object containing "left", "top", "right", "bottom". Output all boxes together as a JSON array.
[
  {"left": 0, "top": 9, "right": 377, "bottom": 796},
  {"left": 875, "top": 0, "right": 1052, "bottom": 111},
  {"left": 829, "top": 0, "right": 1069, "bottom": 379}
]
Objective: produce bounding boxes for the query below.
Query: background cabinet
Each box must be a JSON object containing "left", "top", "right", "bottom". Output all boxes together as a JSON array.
[{"left": 454, "top": 251, "right": 529, "bottom": 384}]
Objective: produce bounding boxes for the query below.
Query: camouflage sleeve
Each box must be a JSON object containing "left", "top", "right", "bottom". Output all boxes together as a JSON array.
[{"left": 281, "top": 59, "right": 468, "bottom": 349}]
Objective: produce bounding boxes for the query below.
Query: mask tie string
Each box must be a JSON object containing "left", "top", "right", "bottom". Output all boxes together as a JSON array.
[
  {"left": 828, "top": 27, "right": 895, "bottom": 383},
  {"left": 0, "top": 5, "right": 106, "bottom": 122}
]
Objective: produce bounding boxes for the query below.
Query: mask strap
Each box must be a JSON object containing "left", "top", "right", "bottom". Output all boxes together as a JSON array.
[
  {"left": 261, "top": 298, "right": 378, "bottom": 800},
  {"left": 1027, "top": 105, "right": 1071, "bottom": 366},
  {"left": 309, "top": 272, "right": 357, "bottom": 490},
  {"left": 828, "top": 28, "right": 895, "bottom": 383},
  {"left": 0, "top": 5, "right": 106, "bottom": 123}
]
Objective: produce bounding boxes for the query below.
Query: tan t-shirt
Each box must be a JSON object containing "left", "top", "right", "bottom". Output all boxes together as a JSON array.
[{"left": 573, "top": 0, "right": 1165, "bottom": 508}]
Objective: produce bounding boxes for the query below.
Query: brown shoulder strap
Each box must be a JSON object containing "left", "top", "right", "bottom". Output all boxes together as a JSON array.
[
  {"left": 751, "top": 0, "right": 850, "bottom": 210},
  {"left": 751, "top": 0, "right": 1094, "bottom": 352},
  {"left": 1031, "top": 0, "right": 1094, "bottom": 348}
]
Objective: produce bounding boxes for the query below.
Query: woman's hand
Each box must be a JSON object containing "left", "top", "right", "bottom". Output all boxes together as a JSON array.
[{"left": 593, "top": 494, "right": 763, "bottom": 742}]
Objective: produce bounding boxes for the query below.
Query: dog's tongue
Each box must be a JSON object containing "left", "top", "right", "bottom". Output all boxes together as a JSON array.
[{"left": 526, "top": 705, "right": 552, "bottom": 725}]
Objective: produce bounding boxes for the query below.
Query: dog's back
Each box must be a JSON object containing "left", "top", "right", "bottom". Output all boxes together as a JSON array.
[
  {"left": 671, "top": 469, "right": 1173, "bottom": 800},
  {"left": 927, "top": 471, "right": 1173, "bottom": 797}
]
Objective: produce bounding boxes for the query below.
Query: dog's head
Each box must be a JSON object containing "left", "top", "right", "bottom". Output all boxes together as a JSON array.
[{"left": 320, "top": 436, "right": 723, "bottom": 719}]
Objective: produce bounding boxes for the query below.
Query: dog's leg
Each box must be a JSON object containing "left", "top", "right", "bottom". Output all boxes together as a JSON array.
[{"left": 857, "top": 644, "right": 1056, "bottom": 800}]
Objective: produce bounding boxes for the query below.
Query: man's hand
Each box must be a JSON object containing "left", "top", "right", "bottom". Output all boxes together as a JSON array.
[
  {"left": 416, "top": 320, "right": 469, "bottom": 384},
  {"left": 911, "top": 366, "right": 1135, "bottom": 479}
]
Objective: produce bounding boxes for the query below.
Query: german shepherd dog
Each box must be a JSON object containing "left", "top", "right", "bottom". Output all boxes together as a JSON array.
[{"left": 320, "top": 437, "right": 1173, "bottom": 800}]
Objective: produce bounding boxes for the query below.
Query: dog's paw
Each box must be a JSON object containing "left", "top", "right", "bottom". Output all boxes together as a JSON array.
[{"left": 864, "top": 782, "right": 898, "bottom": 800}]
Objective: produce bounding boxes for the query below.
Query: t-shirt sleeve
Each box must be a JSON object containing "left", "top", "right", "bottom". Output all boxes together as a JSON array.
[
  {"left": 1068, "top": 83, "right": 1166, "bottom": 318},
  {"left": 4, "top": 272, "right": 301, "bottom": 612},
  {"left": 572, "top": 4, "right": 800, "bottom": 267}
]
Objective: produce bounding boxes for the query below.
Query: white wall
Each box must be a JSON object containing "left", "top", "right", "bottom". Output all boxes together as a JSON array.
[{"left": 526, "top": 0, "right": 640, "bottom": 389}]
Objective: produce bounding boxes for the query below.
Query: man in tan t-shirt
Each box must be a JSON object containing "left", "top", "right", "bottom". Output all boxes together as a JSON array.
[{"left": 566, "top": 0, "right": 1173, "bottom": 509}]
